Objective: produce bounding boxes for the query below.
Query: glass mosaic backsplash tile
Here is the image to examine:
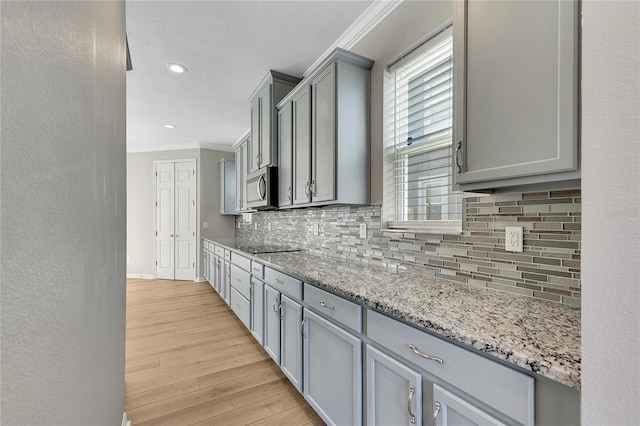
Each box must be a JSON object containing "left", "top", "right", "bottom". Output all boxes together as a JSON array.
[{"left": 236, "top": 189, "right": 581, "bottom": 307}]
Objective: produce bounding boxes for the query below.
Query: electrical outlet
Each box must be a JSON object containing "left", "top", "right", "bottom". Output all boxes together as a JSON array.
[
  {"left": 359, "top": 223, "right": 367, "bottom": 239},
  {"left": 255, "top": 222, "right": 258, "bottom": 231},
  {"left": 505, "top": 226, "right": 523, "bottom": 252},
  {"left": 203, "top": 221, "right": 208, "bottom": 229},
  {"left": 313, "top": 223, "right": 319, "bottom": 236},
  {"left": 127, "top": 255, "right": 131, "bottom": 263},
  {"left": 268, "top": 222, "right": 272, "bottom": 231}
]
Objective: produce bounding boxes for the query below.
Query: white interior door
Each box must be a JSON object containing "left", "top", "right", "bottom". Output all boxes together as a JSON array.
[
  {"left": 156, "top": 160, "right": 196, "bottom": 281},
  {"left": 156, "top": 163, "right": 175, "bottom": 279}
]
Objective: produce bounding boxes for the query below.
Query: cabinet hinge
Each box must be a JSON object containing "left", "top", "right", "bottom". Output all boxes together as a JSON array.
[
  {"left": 155, "top": 260, "right": 158, "bottom": 266},
  {"left": 193, "top": 231, "right": 195, "bottom": 236},
  {"left": 193, "top": 170, "right": 195, "bottom": 175},
  {"left": 193, "top": 262, "right": 195, "bottom": 267},
  {"left": 155, "top": 231, "right": 158, "bottom": 236},
  {"left": 155, "top": 201, "right": 158, "bottom": 206},
  {"left": 155, "top": 172, "right": 158, "bottom": 177}
]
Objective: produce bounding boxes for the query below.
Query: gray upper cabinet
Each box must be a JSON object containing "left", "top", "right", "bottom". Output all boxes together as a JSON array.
[
  {"left": 249, "top": 71, "right": 301, "bottom": 174},
  {"left": 292, "top": 85, "right": 312, "bottom": 205},
  {"left": 453, "top": 0, "right": 580, "bottom": 191},
  {"left": 234, "top": 135, "right": 249, "bottom": 212},
  {"left": 277, "top": 49, "right": 373, "bottom": 209},
  {"left": 218, "top": 158, "right": 236, "bottom": 215},
  {"left": 277, "top": 102, "right": 294, "bottom": 207}
]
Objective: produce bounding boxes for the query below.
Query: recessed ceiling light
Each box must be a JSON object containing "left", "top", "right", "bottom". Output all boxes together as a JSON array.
[
  {"left": 167, "top": 63, "right": 187, "bottom": 74},
  {"left": 164, "top": 124, "right": 176, "bottom": 129}
]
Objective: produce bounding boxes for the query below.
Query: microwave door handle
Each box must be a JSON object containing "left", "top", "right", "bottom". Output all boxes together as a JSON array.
[{"left": 257, "top": 175, "right": 266, "bottom": 201}]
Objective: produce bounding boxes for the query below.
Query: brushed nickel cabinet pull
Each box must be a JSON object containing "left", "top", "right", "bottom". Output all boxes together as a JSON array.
[
  {"left": 408, "top": 385, "right": 416, "bottom": 424},
  {"left": 408, "top": 343, "right": 443, "bottom": 364},
  {"left": 319, "top": 301, "right": 334, "bottom": 310},
  {"left": 432, "top": 402, "right": 441, "bottom": 426},
  {"left": 455, "top": 141, "right": 462, "bottom": 173}
]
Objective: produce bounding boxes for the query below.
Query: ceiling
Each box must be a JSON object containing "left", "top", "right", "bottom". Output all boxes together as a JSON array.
[{"left": 126, "top": 0, "right": 373, "bottom": 153}]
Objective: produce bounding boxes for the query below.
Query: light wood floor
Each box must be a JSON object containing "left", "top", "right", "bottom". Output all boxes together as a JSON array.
[{"left": 125, "top": 278, "right": 323, "bottom": 426}]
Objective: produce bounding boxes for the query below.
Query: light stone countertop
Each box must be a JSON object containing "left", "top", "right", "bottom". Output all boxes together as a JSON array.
[{"left": 208, "top": 238, "right": 581, "bottom": 391}]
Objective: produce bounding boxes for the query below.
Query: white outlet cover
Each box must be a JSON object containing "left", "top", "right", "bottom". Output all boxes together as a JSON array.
[
  {"left": 268, "top": 222, "right": 272, "bottom": 231},
  {"left": 505, "top": 226, "right": 524, "bottom": 252},
  {"left": 255, "top": 222, "right": 258, "bottom": 231},
  {"left": 203, "top": 221, "right": 208, "bottom": 229},
  {"left": 313, "top": 223, "right": 319, "bottom": 236},
  {"left": 359, "top": 223, "right": 367, "bottom": 239}
]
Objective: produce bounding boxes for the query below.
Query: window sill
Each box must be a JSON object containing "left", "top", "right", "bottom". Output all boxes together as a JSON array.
[{"left": 386, "top": 221, "right": 463, "bottom": 235}]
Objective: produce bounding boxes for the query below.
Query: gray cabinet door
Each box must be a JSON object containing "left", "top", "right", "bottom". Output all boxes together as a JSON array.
[
  {"left": 366, "top": 345, "right": 422, "bottom": 426},
  {"left": 259, "top": 84, "right": 272, "bottom": 168},
  {"left": 202, "top": 247, "right": 209, "bottom": 281},
  {"left": 293, "top": 85, "right": 312, "bottom": 205},
  {"left": 311, "top": 63, "right": 336, "bottom": 203},
  {"left": 263, "top": 284, "right": 280, "bottom": 363},
  {"left": 250, "top": 99, "right": 260, "bottom": 174},
  {"left": 278, "top": 103, "right": 293, "bottom": 207},
  {"left": 433, "top": 384, "right": 506, "bottom": 426},
  {"left": 223, "top": 261, "right": 231, "bottom": 305},
  {"left": 209, "top": 254, "right": 216, "bottom": 289},
  {"left": 453, "top": 0, "right": 578, "bottom": 186},
  {"left": 219, "top": 160, "right": 226, "bottom": 214},
  {"left": 250, "top": 278, "right": 264, "bottom": 346},
  {"left": 280, "top": 294, "right": 303, "bottom": 392},
  {"left": 303, "top": 308, "right": 362, "bottom": 426},
  {"left": 235, "top": 145, "right": 243, "bottom": 212}
]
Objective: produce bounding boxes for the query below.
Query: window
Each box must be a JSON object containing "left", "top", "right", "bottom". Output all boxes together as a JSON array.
[{"left": 383, "top": 27, "right": 462, "bottom": 232}]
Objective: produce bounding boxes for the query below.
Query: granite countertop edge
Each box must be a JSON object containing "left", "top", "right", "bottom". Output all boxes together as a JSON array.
[{"left": 207, "top": 238, "right": 581, "bottom": 391}]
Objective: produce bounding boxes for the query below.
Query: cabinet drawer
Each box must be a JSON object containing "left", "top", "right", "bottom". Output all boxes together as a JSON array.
[
  {"left": 203, "top": 241, "right": 209, "bottom": 250},
  {"left": 250, "top": 261, "right": 264, "bottom": 279},
  {"left": 304, "top": 284, "right": 361, "bottom": 332},
  {"left": 367, "top": 310, "right": 534, "bottom": 426},
  {"left": 230, "top": 264, "right": 251, "bottom": 300},
  {"left": 214, "top": 245, "right": 224, "bottom": 257},
  {"left": 231, "top": 252, "right": 251, "bottom": 272},
  {"left": 264, "top": 267, "right": 302, "bottom": 299},
  {"left": 230, "top": 287, "right": 250, "bottom": 330}
]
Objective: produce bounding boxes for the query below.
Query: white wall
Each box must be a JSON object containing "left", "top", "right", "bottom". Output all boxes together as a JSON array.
[
  {"left": 0, "top": 1, "right": 127, "bottom": 424},
  {"left": 126, "top": 148, "right": 235, "bottom": 277},
  {"left": 582, "top": 2, "right": 640, "bottom": 424}
]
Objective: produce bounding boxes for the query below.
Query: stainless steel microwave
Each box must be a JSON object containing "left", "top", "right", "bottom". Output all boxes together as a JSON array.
[{"left": 246, "top": 166, "right": 278, "bottom": 210}]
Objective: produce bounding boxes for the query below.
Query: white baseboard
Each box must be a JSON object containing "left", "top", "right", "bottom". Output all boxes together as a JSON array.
[
  {"left": 195, "top": 277, "right": 207, "bottom": 283},
  {"left": 121, "top": 412, "right": 131, "bottom": 426},
  {"left": 126, "top": 273, "right": 155, "bottom": 280}
]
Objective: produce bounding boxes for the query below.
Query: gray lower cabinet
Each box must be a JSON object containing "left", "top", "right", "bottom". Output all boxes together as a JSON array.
[
  {"left": 209, "top": 254, "right": 217, "bottom": 291},
  {"left": 263, "top": 284, "right": 281, "bottom": 363},
  {"left": 202, "top": 243, "right": 209, "bottom": 281},
  {"left": 250, "top": 278, "right": 264, "bottom": 345},
  {"left": 303, "top": 308, "right": 362, "bottom": 426},
  {"left": 223, "top": 260, "right": 231, "bottom": 305},
  {"left": 366, "top": 345, "right": 422, "bottom": 426},
  {"left": 433, "top": 384, "right": 505, "bottom": 426},
  {"left": 230, "top": 287, "right": 250, "bottom": 330},
  {"left": 453, "top": 0, "right": 580, "bottom": 190},
  {"left": 280, "top": 294, "right": 303, "bottom": 392}
]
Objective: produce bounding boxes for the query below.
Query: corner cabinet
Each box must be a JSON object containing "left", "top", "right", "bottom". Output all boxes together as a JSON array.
[
  {"left": 234, "top": 134, "right": 249, "bottom": 213},
  {"left": 453, "top": 0, "right": 580, "bottom": 191},
  {"left": 249, "top": 71, "right": 301, "bottom": 174},
  {"left": 218, "top": 158, "right": 236, "bottom": 215},
  {"left": 277, "top": 49, "right": 373, "bottom": 208}
]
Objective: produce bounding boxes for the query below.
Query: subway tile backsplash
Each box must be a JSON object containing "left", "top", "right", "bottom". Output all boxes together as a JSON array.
[{"left": 236, "top": 189, "right": 581, "bottom": 307}]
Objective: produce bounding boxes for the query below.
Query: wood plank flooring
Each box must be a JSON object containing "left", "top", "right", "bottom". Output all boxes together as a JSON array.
[{"left": 125, "top": 278, "right": 323, "bottom": 426}]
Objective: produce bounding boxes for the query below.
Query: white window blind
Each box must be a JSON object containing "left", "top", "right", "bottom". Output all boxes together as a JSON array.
[{"left": 385, "top": 27, "right": 462, "bottom": 230}]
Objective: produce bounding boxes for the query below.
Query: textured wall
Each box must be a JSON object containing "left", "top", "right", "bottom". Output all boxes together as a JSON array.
[
  {"left": 237, "top": 189, "right": 581, "bottom": 307},
  {"left": 1, "top": 1, "right": 126, "bottom": 424},
  {"left": 581, "top": 1, "right": 640, "bottom": 424},
  {"left": 126, "top": 148, "right": 235, "bottom": 277}
]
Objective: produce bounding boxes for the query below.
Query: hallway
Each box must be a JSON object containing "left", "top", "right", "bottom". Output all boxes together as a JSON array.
[{"left": 124, "top": 278, "right": 323, "bottom": 425}]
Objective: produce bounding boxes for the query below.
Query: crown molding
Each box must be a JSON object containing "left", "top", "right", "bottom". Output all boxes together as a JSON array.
[
  {"left": 232, "top": 128, "right": 251, "bottom": 148},
  {"left": 303, "top": 0, "right": 404, "bottom": 78},
  {"left": 127, "top": 142, "right": 234, "bottom": 154}
]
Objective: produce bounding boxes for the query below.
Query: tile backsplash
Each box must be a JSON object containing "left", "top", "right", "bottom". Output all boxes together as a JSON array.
[{"left": 236, "top": 189, "right": 581, "bottom": 307}]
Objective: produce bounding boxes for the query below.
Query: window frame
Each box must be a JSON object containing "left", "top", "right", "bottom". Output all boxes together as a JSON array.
[{"left": 382, "top": 26, "right": 462, "bottom": 234}]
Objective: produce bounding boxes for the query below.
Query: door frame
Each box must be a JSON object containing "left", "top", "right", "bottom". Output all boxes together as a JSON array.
[{"left": 153, "top": 158, "right": 197, "bottom": 281}]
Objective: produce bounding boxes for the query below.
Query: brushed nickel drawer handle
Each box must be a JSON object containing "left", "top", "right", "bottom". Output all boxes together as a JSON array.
[
  {"left": 408, "top": 344, "right": 443, "bottom": 364},
  {"left": 236, "top": 278, "right": 242, "bottom": 283},
  {"left": 319, "top": 301, "right": 334, "bottom": 310},
  {"left": 408, "top": 384, "right": 416, "bottom": 424},
  {"left": 274, "top": 278, "right": 284, "bottom": 285}
]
